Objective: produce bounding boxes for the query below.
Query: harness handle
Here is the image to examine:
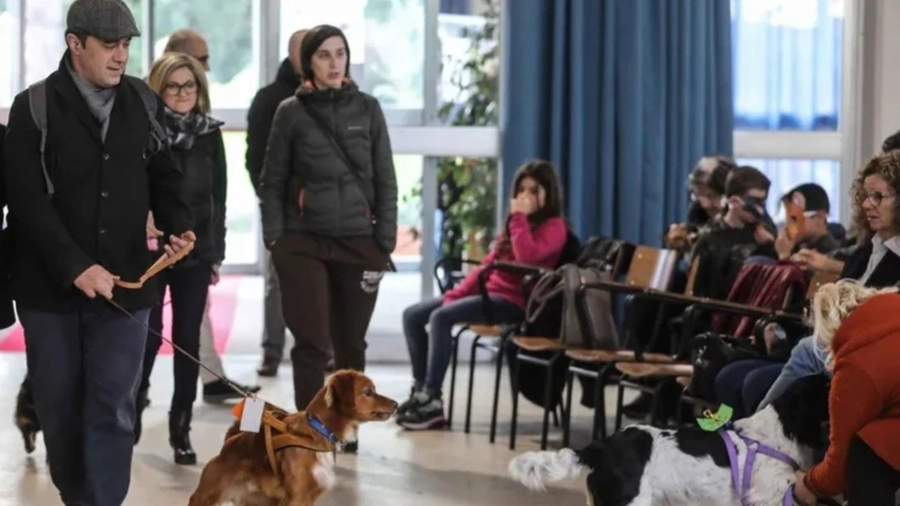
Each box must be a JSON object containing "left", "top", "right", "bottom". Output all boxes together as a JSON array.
[{"left": 114, "top": 241, "right": 195, "bottom": 289}]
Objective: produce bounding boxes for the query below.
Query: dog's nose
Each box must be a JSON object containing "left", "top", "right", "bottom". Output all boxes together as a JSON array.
[{"left": 389, "top": 399, "right": 399, "bottom": 412}]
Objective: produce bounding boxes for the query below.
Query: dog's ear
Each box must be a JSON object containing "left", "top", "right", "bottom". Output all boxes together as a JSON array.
[
  {"left": 771, "top": 373, "right": 831, "bottom": 449},
  {"left": 324, "top": 372, "right": 357, "bottom": 409}
]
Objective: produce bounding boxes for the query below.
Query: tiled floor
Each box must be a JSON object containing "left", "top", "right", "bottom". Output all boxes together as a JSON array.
[
  {"left": 0, "top": 273, "right": 629, "bottom": 505},
  {"left": 0, "top": 354, "right": 622, "bottom": 506}
]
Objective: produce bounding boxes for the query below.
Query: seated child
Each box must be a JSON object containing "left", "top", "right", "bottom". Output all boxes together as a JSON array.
[{"left": 396, "top": 160, "right": 569, "bottom": 430}]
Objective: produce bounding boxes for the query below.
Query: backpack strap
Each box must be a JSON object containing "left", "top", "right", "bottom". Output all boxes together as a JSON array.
[
  {"left": 26, "top": 79, "right": 55, "bottom": 196},
  {"left": 124, "top": 75, "right": 167, "bottom": 153}
]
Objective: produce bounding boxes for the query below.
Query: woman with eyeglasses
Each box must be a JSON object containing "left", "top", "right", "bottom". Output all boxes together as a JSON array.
[
  {"left": 715, "top": 151, "right": 900, "bottom": 420},
  {"left": 135, "top": 52, "right": 227, "bottom": 465}
]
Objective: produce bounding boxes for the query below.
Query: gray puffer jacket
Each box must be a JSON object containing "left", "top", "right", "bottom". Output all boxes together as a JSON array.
[{"left": 259, "top": 81, "right": 398, "bottom": 253}]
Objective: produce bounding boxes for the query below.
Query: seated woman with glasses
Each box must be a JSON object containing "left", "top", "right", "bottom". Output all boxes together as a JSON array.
[{"left": 743, "top": 151, "right": 900, "bottom": 414}]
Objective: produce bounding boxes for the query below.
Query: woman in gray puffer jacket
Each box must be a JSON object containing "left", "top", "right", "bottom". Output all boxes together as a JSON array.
[{"left": 259, "top": 24, "right": 398, "bottom": 433}]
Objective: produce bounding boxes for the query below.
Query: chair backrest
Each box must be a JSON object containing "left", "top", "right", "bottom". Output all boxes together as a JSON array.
[
  {"left": 684, "top": 256, "right": 701, "bottom": 296},
  {"left": 713, "top": 262, "right": 809, "bottom": 337},
  {"left": 806, "top": 271, "right": 840, "bottom": 299},
  {"left": 623, "top": 246, "right": 680, "bottom": 291}
]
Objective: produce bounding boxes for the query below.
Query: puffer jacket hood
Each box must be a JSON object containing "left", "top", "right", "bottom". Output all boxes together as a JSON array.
[
  {"left": 831, "top": 292, "right": 900, "bottom": 359},
  {"left": 300, "top": 24, "right": 351, "bottom": 82}
]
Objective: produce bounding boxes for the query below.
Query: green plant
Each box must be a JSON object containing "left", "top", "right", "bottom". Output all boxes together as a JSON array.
[{"left": 403, "top": 0, "right": 500, "bottom": 260}]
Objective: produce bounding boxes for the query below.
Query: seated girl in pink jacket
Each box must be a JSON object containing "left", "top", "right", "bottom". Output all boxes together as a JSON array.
[{"left": 396, "top": 160, "right": 569, "bottom": 430}]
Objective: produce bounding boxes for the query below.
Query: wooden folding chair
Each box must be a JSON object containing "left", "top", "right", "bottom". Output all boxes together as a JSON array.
[
  {"left": 506, "top": 246, "right": 679, "bottom": 450},
  {"left": 559, "top": 254, "right": 700, "bottom": 444}
]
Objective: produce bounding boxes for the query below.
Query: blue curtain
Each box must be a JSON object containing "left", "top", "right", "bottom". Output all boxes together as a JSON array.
[{"left": 501, "top": 0, "right": 734, "bottom": 246}]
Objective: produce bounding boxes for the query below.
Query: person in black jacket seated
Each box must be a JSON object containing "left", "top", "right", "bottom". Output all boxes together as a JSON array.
[
  {"left": 750, "top": 150, "right": 900, "bottom": 411},
  {"left": 259, "top": 25, "right": 398, "bottom": 450},
  {"left": 136, "top": 52, "right": 227, "bottom": 465},
  {"left": 664, "top": 155, "right": 735, "bottom": 253}
]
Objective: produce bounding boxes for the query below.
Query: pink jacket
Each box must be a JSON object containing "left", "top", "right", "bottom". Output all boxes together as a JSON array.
[{"left": 443, "top": 213, "right": 568, "bottom": 309}]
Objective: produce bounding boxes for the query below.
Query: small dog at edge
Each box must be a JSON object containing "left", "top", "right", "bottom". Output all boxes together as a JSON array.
[
  {"left": 188, "top": 369, "right": 398, "bottom": 506},
  {"left": 14, "top": 375, "right": 40, "bottom": 454},
  {"left": 508, "top": 374, "right": 832, "bottom": 506}
]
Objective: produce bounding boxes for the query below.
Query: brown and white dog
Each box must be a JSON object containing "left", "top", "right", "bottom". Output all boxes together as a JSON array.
[{"left": 188, "top": 369, "right": 398, "bottom": 506}]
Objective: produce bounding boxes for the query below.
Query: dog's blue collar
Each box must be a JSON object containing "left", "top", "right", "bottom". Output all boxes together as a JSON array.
[{"left": 307, "top": 413, "right": 340, "bottom": 444}]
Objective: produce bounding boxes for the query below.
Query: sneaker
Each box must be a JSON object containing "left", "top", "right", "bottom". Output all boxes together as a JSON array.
[
  {"left": 395, "top": 387, "right": 424, "bottom": 418},
  {"left": 397, "top": 394, "right": 446, "bottom": 430},
  {"left": 203, "top": 379, "right": 261, "bottom": 404}
]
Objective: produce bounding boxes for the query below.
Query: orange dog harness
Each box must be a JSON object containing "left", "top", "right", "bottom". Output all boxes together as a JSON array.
[{"left": 232, "top": 399, "right": 337, "bottom": 476}]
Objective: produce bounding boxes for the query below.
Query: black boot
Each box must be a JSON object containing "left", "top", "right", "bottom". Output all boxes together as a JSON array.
[
  {"left": 168, "top": 409, "right": 197, "bottom": 465},
  {"left": 134, "top": 388, "right": 149, "bottom": 445}
]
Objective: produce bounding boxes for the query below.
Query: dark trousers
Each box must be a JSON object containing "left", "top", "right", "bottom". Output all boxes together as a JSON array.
[
  {"left": 18, "top": 303, "right": 149, "bottom": 506},
  {"left": 846, "top": 435, "right": 900, "bottom": 506},
  {"left": 714, "top": 359, "right": 784, "bottom": 419},
  {"left": 402, "top": 295, "right": 523, "bottom": 396},
  {"left": 140, "top": 262, "right": 210, "bottom": 412},
  {"left": 273, "top": 246, "right": 380, "bottom": 411}
]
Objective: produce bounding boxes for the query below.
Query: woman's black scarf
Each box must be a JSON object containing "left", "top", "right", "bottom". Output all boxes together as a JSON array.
[{"left": 163, "top": 108, "right": 224, "bottom": 150}]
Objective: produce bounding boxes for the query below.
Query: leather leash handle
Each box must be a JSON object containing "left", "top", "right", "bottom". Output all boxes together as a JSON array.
[{"left": 114, "top": 241, "right": 195, "bottom": 289}]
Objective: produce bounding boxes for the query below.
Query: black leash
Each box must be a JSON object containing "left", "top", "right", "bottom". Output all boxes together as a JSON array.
[{"left": 106, "top": 297, "right": 254, "bottom": 399}]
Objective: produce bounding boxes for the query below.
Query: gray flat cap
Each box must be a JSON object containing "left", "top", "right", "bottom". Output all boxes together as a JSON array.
[{"left": 67, "top": 0, "right": 141, "bottom": 42}]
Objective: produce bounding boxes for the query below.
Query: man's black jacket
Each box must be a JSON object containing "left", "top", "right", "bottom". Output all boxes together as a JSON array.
[
  {"left": 245, "top": 58, "right": 300, "bottom": 195},
  {"left": 0, "top": 123, "right": 16, "bottom": 328},
  {"left": 2, "top": 55, "right": 193, "bottom": 311}
]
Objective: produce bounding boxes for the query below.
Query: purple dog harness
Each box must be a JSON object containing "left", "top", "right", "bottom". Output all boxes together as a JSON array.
[{"left": 717, "top": 423, "right": 801, "bottom": 506}]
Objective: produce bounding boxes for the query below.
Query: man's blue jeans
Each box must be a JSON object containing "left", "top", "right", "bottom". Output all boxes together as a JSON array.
[{"left": 757, "top": 335, "right": 831, "bottom": 410}]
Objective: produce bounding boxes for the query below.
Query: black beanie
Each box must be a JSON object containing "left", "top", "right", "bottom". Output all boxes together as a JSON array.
[{"left": 300, "top": 24, "right": 351, "bottom": 82}]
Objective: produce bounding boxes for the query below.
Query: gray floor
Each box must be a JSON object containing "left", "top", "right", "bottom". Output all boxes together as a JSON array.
[
  {"left": 0, "top": 354, "right": 626, "bottom": 506},
  {"left": 0, "top": 272, "right": 632, "bottom": 505}
]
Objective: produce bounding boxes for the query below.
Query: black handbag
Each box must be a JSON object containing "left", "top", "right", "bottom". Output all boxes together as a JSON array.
[{"left": 686, "top": 332, "right": 763, "bottom": 400}]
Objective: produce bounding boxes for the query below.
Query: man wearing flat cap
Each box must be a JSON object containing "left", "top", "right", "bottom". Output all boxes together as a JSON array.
[{"left": 1, "top": 0, "right": 194, "bottom": 504}]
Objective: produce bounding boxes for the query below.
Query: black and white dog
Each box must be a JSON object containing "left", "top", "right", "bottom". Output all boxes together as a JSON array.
[{"left": 509, "top": 373, "right": 832, "bottom": 506}]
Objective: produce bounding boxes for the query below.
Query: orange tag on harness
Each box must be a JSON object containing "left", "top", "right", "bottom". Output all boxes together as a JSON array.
[{"left": 232, "top": 398, "right": 246, "bottom": 420}]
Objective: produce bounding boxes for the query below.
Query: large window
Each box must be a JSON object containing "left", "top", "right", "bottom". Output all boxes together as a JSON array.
[
  {"left": 740, "top": 159, "right": 842, "bottom": 221},
  {"left": 732, "top": 0, "right": 846, "bottom": 221},
  {"left": 279, "top": 0, "right": 425, "bottom": 111},
  {"left": 152, "top": 0, "right": 258, "bottom": 109},
  {"left": 732, "top": 0, "right": 843, "bottom": 131}
]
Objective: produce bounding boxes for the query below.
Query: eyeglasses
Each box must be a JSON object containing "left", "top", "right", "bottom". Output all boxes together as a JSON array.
[
  {"left": 164, "top": 81, "right": 197, "bottom": 96},
  {"left": 855, "top": 191, "right": 896, "bottom": 206}
]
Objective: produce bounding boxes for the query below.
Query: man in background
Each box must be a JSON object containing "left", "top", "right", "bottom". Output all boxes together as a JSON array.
[
  {"left": 246, "top": 29, "right": 334, "bottom": 377},
  {"left": 159, "top": 28, "right": 260, "bottom": 401}
]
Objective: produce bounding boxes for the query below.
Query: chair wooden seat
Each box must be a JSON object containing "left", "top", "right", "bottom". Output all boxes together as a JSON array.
[
  {"left": 564, "top": 349, "right": 674, "bottom": 364},
  {"left": 615, "top": 362, "right": 693, "bottom": 378},
  {"left": 464, "top": 323, "right": 502, "bottom": 336},
  {"left": 510, "top": 337, "right": 562, "bottom": 352}
]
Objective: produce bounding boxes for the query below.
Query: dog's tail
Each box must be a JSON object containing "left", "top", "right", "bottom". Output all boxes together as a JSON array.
[{"left": 508, "top": 447, "right": 588, "bottom": 492}]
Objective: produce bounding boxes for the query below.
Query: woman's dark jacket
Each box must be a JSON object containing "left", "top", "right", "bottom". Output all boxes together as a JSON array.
[
  {"left": 170, "top": 129, "right": 227, "bottom": 266},
  {"left": 259, "top": 80, "right": 398, "bottom": 254}
]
